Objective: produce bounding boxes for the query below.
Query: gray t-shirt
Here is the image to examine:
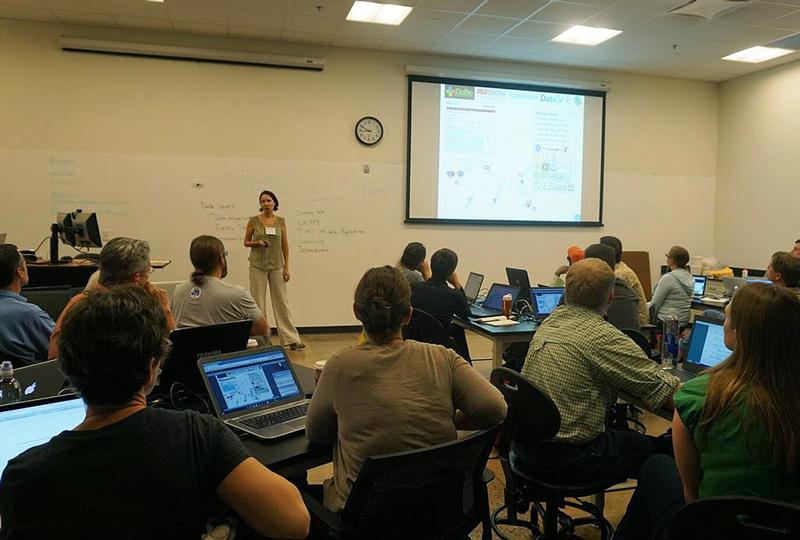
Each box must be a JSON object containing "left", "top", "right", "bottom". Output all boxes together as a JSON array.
[
  {"left": 171, "top": 276, "right": 262, "bottom": 328},
  {"left": 398, "top": 266, "right": 423, "bottom": 285}
]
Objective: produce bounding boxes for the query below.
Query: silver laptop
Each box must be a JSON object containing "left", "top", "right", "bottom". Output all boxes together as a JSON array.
[
  {"left": 463, "top": 272, "right": 484, "bottom": 305},
  {"left": 198, "top": 346, "right": 309, "bottom": 440},
  {"left": 14, "top": 360, "right": 73, "bottom": 401},
  {"left": 722, "top": 276, "right": 746, "bottom": 297}
]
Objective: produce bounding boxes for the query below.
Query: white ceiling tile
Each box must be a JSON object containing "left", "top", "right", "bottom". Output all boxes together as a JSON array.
[
  {"left": 283, "top": 30, "right": 335, "bottom": 44},
  {"left": 529, "top": 2, "right": 602, "bottom": 25},
  {"left": 380, "top": 39, "right": 435, "bottom": 52},
  {"left": 390, "top": 24, "right": 449, "bottom": 42},
  {"left": 762, "top": 9, "right": 800, "bottom": 30},
  {"left": 402, "top": 8, "right": 466, "bottom": 29},
  {"left": 476, "top": 0, "right": 549, "bottom": 19},
  {"left": 171, "top": 20, "right": 229, "bottom": 36},
  {"left": 167, "top": 2, "right": 230, "bottom": 25},
  {"left": 42, "top": 0, "right": 109, "bottom": 14},
  {"left": 0, "top": 0, "right": 48, "bottom": 6},
  {"left": 609, "top": 31, "right": 679, "bottom": 52},
  {"left": 418, "top": 0, "right": 483, "bottom": 13},
  {"left": 611, "top": 0, "right": 681, "bottom": 14},
  {"left": 228, "top": 25, "right": 283, "bottom": 39},
  {"left": 225, "top": 0, "right": 288, "bottom": 9},
  {"left": 487, "top": 35, "right": 545, "bottom": 55},
  {"left": 434, "top": 30, "right": 498, "bottom": 52},
  {"left": 583, "top": 8, "right": 652, "bottom": 30},
  {"left": 329, "top": 35, "right": 385, "bottom": 48},
  {"left": 717, "top": 2, "right": 798, "bottom": 25},
  {"left": 629, "top": 15, "right": 704, "bottom": 36},
  {"left": 114, "top": 16, "right": 173, "bottom": 31},
  {"left": 107, "top": 0, "right": 170, "bottom": 19},
  {"left": 456, "top": 14, "right": 520, "bottom": 34},
  {"left": 286, "top": 0, "right": 352, "bottom": 18},
  {"left": 284, "top": 12, "right": 341, "bottom": 33},
  {"left": 337, "top": 20, "right": 401, "bottom": 39},
  {"left": 568, "top": 0, "right": 617, "bottom": 6},
  {"left": 229, "top": 8, "right": 285, "bottom": 30},
  {"left": 52, "top": 9, "right": 116, "bottom": 25},
  {"left": 0, "top": 4, "right": 54, "bottom": 22},
  {"left": 508, "top": 20, "right": 571, "bottom": 40}
]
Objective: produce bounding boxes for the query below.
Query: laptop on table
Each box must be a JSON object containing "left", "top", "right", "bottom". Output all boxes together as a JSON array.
[
  {"left": 158, "top": 319, "right": 252, "bottom": 395},
  {"left": 0, "top": 394, "right": 85, "bottom": 478},
  {"left": 199, "top": 346, "right": 310, "bottom": 440},
  {"left": 529, "top": 287, "right": 565, "bottom": 320},
  {"left": 463, "top": 272, "right": 484, "bottom": 305},
  {"left": 692, "top": 275, "right": 707, "bottom": 298},
  {"left": 13, "top": 359, "right": 72, "bottom": 401},
  {"left": 469, "top": 283, "right": 521, "bottom": 318},
  {"left": 668, "top": 316, "right": 732, "bottom": 383}
]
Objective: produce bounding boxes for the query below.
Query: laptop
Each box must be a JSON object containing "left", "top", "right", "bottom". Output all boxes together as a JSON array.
[
  {"left": 692, "top": 275, "right": 707, "bottom": 298},
  {"left": 13, "top": 360, "right": 72, "bottom": 401},
  {"left": 463, "top": 272, "right": 484, "bottom": 305},
  {"left": 668, "top": 316, "right": 732, "bottom": 383},
  {"left": 722, "top": 276, "right": 745, "bottom": 297},
  {"left": 469, "top": 283, "right": 521, "bottom": 318},
  {"left": 0, "top": 394, "right": 85, "bottom": 478},
  {"left": 506, "top": 267, "right": 531, "bottom": 294},
  {"left": 529, "top": 287, "right": 565, "bottom": 320},
  {"left": 20, "top": 285, "right": 75, "bottom": 321},
  {"left": 158, "top": 320, "right": 252, "bottom": 395},
  {"left": 199, "top": 346, "right": 310, "bottom": 440}
]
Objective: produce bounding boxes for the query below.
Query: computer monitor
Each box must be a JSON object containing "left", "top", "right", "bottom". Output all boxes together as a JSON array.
[
  {"left": 50, "top": 209, "right": 102, "bottom": 264},
  {"left": 20, "top": 285, "right": 75, "bottom": 321}
]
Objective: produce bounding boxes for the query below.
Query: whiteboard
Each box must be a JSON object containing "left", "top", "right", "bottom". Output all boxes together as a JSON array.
[{"left": 0, "top": 148, "right": 404, "bottom": 326}]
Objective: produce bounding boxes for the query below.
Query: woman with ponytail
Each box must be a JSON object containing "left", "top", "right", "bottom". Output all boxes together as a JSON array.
[{"left": 305, "top": 265, "right": 507, "bottom": 512}]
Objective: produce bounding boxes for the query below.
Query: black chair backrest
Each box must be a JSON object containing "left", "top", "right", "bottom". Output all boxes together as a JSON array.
[
  {"left": 340, "top": 428, "right": 498, "bottom": 539},
  {"left": 20, "top": 285, "right": 74, "bottom": 321},
  {"left": 490, "top": 367, "right": 560, "bottom": 456},
  {"left": 671, "top": 496, "right": 800, "bottom": 540},
  {"left": 402, "top": 308, "right": 451, "bottom": 348},
  {"left": 622, "top": 328, "right": 652, "bottom": 358},
  {"left": 159, "top": 320, "right": 252, "bottom": 394}
]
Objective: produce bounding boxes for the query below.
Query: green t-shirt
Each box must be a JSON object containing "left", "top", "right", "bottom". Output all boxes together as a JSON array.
[{"left": 675, "top": 374, "right": 800, "bottom": 503}]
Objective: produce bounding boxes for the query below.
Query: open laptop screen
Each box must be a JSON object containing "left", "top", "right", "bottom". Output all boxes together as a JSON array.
[
  {"left": 200, "top": 348, "right": 302, "bottom": 416},
  {"left": 530, "top": 288, "right": 565, "bottom": 316},
  {"left": 686, "top": 318, "right": 732, "bottom": 369},
  {"left": 463, "top": 272, "right": 483, "bottom": 303},
  {"left": 0, "top": 396, "right": 84, "bottom": 477},
  {"left": 483, "top": 284, "right": 520, "bottom": 310},
  {"left": 692, "top": 275, "right": 707, "bottom": 296}
]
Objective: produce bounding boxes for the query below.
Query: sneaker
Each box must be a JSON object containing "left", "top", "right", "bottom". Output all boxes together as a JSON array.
[{"left": 288, "top": 342, "right": 306, "bottom": 351}]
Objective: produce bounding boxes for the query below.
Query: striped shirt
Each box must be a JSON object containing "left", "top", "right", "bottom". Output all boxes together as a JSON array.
[{"left": 521, "top": 304, "right": 678, "bottom": 443}]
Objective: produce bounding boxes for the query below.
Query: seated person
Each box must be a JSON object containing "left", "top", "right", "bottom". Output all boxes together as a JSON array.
[
  {"left": 648, "top": 245, "right": 694, "bottom": 326},
  {"left": 766, "top": 250, "right": 800, "bottom": 290},
  {"left": 792, "top": 238, "right": 800, "bottom": 258},
  {"left": 550, "top": 245, "right": 584, "bottom": 287},
  {"left": 0, "top": 285, "right": 309, "bottom": 539},
  {"left": 515, "top": 259, "right": 679, "bottom": 483},
  {"left": 48, "top": 237, "right": 176, "bottom": 359},
  {"left": 600, "top": 235, "right": 650, "bottom": 326},
  {"left": 584, "top": 243, "right": 641, "bottom": 331},
  {"left": 0, "top": 244, "right": 54, "bottom": 365},
  {"left": 615, "top": 284, "right": 800, "bottom": 539},
  {"left": 171, "top": 235, "right": 269, "bottom": 340},
  {"left": 397, "top": 241, "right": 431, "bottom": 285},
  {"left": 410, "top": 248, "right": 471, "bottom": 361},
  {"left": 305, "top": 266, "right": 506, "bottom": 512}
]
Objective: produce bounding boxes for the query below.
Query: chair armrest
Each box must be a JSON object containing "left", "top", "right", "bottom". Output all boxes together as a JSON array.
[
  {"left": 301, "top": 490, "right": 353, "bottom": 539},
  {"left": 482, "top": 468, "right": 495, "bottom": 484}
]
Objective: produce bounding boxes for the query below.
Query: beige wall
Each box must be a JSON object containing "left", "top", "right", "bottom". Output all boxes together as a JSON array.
[
  {"left": 715, "top": 59, "right": 800, "bottom": 270},
  {"left": 0, "top": 18, "right": 720, "bottom": 323}
]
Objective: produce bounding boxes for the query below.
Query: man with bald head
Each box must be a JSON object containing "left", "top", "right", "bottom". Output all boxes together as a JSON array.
[{"left": 515, "top": 258, "right": 679, "bottom": 483}]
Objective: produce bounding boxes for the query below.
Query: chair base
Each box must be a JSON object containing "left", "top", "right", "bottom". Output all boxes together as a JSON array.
[{"left": 491, "top": 497, "right": 613, "bottom": 540}]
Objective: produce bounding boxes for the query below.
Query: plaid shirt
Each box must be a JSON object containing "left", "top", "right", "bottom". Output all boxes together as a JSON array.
[{"left": 521, "top": 304, "right": 678, "bottom": 444}]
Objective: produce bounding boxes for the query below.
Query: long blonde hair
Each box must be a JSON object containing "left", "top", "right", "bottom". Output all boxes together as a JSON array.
[{"left": 700, "top": 284, "right": 800, "bottom": 474}]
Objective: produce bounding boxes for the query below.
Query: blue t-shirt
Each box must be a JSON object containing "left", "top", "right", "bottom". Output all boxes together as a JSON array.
[{"left": 0, "top": 290, "right": 55, "bottom": 365}]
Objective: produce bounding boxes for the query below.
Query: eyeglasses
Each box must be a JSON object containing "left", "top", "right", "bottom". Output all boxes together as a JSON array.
[
  {"left": 222, "top": 250, "right": 228, "bottom": 257},
  {"left": 137, "top": 267, "right": 155, "bottom": 276}
]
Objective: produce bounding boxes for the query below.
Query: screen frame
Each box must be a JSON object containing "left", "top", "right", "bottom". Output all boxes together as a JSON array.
[{"left": 405, "top": 74, "right": 607, "bottom": 227}]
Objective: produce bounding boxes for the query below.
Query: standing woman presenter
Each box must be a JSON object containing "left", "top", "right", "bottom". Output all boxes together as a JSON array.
[{"left": 245, "top": 190, "right": 304, "bottom": 350}]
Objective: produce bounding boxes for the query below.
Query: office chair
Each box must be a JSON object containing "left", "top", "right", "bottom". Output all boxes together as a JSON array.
[
  {"left": 671, "top": 496, "right": 800, "bottom": 540},
  {"left": 302, "top": 427, "right": 498, "bottom": 540},
  {"left": 489, "top": 367, "right": 621, "bottom": 539}
]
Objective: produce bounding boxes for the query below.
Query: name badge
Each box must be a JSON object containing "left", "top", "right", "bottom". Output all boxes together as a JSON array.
[{"left": 264, "top": 227, "right": 277, "bottom": 236}]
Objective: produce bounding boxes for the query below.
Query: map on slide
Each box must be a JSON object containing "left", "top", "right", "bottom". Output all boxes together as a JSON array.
[
  {"left": 219, "top": 368, "right": 274, "bottom": 410},
  {"left": 437, "top": 85, "right": 585, "bottom": 221}
]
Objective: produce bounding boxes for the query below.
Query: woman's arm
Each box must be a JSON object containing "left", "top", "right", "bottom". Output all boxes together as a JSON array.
[
  {"left": 281, "top": 223, "right": 290, "bottom": 282},
  {"left": 648, "top": 275, "right": 670, "bottom": 315},
  {"left": 244, "top": 219, "right": 268, "bottom": 248},
  {"left": 672, "top": 409, "right": 701, "bottom": 503}
]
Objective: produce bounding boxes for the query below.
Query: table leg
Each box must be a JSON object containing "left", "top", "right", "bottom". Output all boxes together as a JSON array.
[{"left": 492, "top": 340, "right": 504, "bottom": 369}]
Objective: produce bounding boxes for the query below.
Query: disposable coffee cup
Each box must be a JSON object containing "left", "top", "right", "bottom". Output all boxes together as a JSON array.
[{"left": 314, "top": 360, "right": 327, "bottom": 383}]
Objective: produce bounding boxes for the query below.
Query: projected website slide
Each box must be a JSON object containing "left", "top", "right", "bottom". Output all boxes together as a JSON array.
[{"left": 437, "top": 84, "right": 585, "bottom": 222}]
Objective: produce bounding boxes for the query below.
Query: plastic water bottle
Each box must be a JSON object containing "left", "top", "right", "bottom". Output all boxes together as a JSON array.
[
  {"left": 0, "top": 361, "right": 21, "bottom": 404},
  {"left": 661, "top": 309, "right": 680, "bottom": 369},
  {"left": 742, "top": 268, "right": 749, "bottom": 280}
]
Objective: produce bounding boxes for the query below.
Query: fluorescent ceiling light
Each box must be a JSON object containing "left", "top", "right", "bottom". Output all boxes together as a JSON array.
[
  {"left": 551, "top": 25, "right": 622, "bottom": 46},
  {"left": 722, "top": 46, "right": 793, "bottom": 63},
  {"left": 346, "top": 1, "right": 412, "bottom": 25},
  {"left": 144, "top": 0, "right": 164, "bottom": 3}
]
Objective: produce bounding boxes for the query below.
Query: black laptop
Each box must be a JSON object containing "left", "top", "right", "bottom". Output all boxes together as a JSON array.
[
  {"left": 13, "top": 360, "right": 73, "bottom": 401},
  {"left": 20, "top": 286, "right": 76, "bottom": 321},
  {"left": 667, "top": 316, "right": 732, "bottom": 382},
  {"left": 470, "top": 283, "right": 521, "bottom": 318},
  {"left": 463, "top": 272, "right": 484, "bottom": 305},
  {"left": 506, "top": 268, "right": 531, "bottom": 308},
  {"left": 158, "top": 320, "right": 252, "bottom": 394}
]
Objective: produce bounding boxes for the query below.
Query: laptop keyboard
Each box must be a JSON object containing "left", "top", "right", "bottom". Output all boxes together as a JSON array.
[{"left": 241, "top": 403, "right": 308, "bottom": 429}]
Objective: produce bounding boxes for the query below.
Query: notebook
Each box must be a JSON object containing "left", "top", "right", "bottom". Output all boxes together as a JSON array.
[
  {"left": 13, "top": 360, "right": 72, "bottom": 401},
  {"left": 463, "top": 272, "right": 484, "bottom": 305},
  {"left": 668, "top": 316, "right": 732, "bottom": 382},
  {"left": 0, "top": 394, "right": 85, "bottom": 477},
  {"left": 469, "top": 283, "right": 521, "bottom": 318},
  {"left": 529, "top": 287, "right": 565, "bottom": 320},
  {"left": 199, "top": 346, "right": 309, "bottom": 440}
]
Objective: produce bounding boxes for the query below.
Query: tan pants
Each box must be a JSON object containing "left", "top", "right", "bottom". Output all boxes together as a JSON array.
[{"left": 249, "top": 267, "right": 301, "bottom": 346}]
